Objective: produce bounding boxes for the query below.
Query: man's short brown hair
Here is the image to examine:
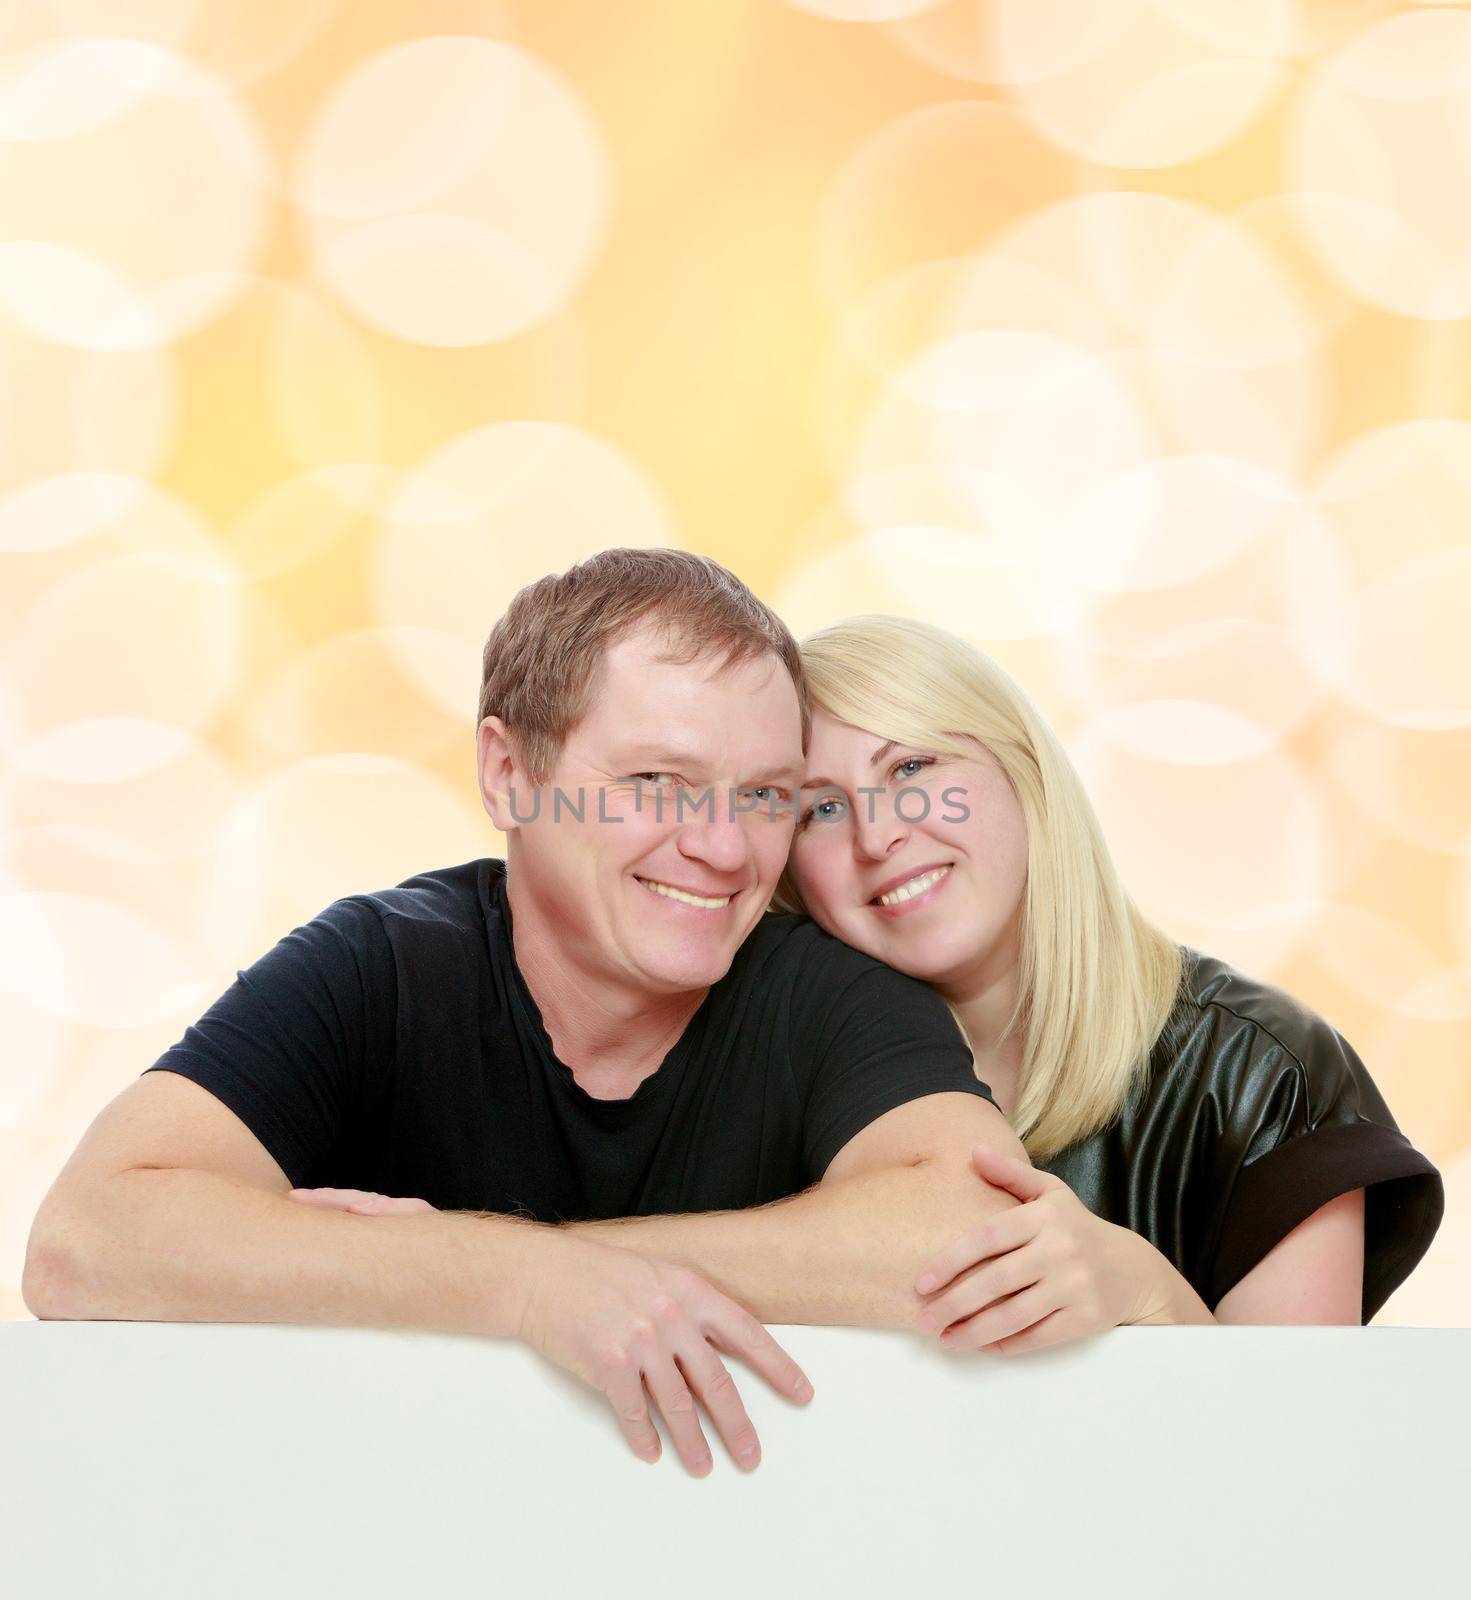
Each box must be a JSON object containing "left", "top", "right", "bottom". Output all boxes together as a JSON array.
[{"left": 478, "top": 548, "right": 810, "bottom": 783}]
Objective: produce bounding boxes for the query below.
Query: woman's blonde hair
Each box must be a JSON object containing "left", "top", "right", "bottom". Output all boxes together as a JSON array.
[{"left": 771, "top": 614, "right": 1183, "bottom": 1161}]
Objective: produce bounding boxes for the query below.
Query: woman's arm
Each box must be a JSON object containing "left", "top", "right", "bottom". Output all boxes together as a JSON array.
[{"left": 1211, "top": 1187, "right": 1364, "bottom": 1324}]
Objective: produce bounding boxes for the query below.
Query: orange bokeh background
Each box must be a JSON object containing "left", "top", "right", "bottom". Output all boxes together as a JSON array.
[{"left": 2, "top": 0, "right": 1467, "bottom": 1323}]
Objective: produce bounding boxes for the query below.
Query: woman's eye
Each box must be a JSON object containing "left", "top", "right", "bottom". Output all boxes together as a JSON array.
[
  {"left": 893, "top": 756, "right": 933, "bottom": 780},
  {"left": 798, "top": 796, "right": 846, "bottom": 828}
]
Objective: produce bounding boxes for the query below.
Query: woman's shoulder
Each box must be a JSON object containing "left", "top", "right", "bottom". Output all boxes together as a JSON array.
[{"left": 1151, "top": 948, "right": 1387, "bottom": 1126}]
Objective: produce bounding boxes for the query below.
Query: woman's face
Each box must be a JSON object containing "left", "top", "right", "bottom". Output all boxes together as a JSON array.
[{"left": 786, "top": 708, "right": 1029, "bottom": 992}]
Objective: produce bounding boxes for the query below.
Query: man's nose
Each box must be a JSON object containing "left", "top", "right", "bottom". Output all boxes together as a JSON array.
[{"left": 677, "top": 792, "right": 752, "bottom": 872}]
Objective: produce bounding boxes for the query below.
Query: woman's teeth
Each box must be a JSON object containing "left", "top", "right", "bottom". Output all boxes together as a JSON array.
[
  {"left": 874, "top": 865, "right": 951, "bottom": 907},
  {"left": 638, "top": 878, "right": 731, "bottom": 909}
]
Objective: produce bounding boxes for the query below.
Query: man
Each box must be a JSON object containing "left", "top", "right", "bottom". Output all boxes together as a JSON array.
[{"left": 24, "top": 548, "right": 1024, "bottom": 1477}]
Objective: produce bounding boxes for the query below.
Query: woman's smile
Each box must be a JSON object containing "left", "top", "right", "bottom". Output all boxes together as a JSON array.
[{"left": 868, "top": 862, "right": 955, "bottom": 919}]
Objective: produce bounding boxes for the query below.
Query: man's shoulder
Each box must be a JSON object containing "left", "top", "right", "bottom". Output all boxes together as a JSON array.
[{"left": 335, "top": 856, "right": 496, "bottom": 938}]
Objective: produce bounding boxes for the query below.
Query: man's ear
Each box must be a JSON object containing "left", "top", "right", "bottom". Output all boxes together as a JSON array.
[{"left": 477, "top": 716, "right": 527, "bottom": 832}]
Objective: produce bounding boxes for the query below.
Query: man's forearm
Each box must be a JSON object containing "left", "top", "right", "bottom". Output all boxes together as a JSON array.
[
  {"left": 567, "top": 1161, "right": 1018, "bottom": 1328},
  {"left": 27, "top": 1168, "right": 546, "bottom": 1338}
]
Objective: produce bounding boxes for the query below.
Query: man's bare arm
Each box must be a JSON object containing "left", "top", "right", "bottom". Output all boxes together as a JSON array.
[
  {"left": 26, "top": 1163, "right": 553, "bottom": 1334},
  {"left": 566, "top": 1093, "right": 1023, "bottom": 1329}
]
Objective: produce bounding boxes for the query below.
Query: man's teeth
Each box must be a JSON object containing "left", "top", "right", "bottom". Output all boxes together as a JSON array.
[
  {"left": 638, "top": 878, "right": 731, "bottom": 909},
  {"left": 875, "top": 866, "right": 951, "bottom": 907}
]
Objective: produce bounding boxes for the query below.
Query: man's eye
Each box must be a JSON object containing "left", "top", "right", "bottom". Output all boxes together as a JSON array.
[
  {"left": 746, "top": 785, "right": 790, "bottom": 803},
  {"left": 635, "top": 772, "right": 679, "bottom": 786}
]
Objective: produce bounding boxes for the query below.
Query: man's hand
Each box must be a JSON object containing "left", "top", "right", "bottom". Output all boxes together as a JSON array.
[{"left": 287, "top": 1187, "right": 815, "bottom": 1474}]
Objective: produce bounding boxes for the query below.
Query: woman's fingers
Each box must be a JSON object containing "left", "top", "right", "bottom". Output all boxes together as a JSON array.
[
  {"left": 915, "top": 1203, "right": 1042, "bottom": 1295},
  {"left": 970, "top": 1145, "right": 1052, "bottom": 1203},
  {"left": 917, "top": 1242, "right": 1043, "bottom": 1333},
  {"left": 980, "top": 1309, "right": 1082, "bottom": 1357},
  {"left": 287, "top": 1187, "right": 435, "bottom": 1215},
  {"left": 940, "top": 1283, "right": 1065, "bottom": 1351}
]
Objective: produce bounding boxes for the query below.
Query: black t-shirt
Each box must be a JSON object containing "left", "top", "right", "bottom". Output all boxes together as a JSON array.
[
  {"left": 1041, "top": 949, "right": 1444, "bottom": 1323},
  {"left": 143, "top": 857, "right": 996, "bottom": 1221}
]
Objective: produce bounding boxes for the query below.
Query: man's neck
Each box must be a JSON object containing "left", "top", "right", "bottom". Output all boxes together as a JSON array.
[{"left": 506, "top": 874, "right": 708, "bottom": 1098}]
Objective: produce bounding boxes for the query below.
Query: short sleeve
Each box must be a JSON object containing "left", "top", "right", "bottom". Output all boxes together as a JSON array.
[
  {"left": 141, "top": 896, "right": 395, "bottom": 1190},
  {"left": 1205, "top": 1014, "right": 1443, "bottom": 1322},
  {"left": 792, "top": 944, "right": 997, "bottom": 1182}
]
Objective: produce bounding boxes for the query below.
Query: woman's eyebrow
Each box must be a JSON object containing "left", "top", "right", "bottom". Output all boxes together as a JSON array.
[{"left": 801, "top": 740, "right": 901, "bottom": 790}]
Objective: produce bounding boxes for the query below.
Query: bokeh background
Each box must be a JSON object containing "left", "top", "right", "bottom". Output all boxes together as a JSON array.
[{"left": 2, "top": 0, "right": 1468, "bottom": 1324}]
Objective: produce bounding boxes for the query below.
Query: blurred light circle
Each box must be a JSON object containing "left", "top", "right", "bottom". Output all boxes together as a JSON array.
[
  {"left": 0, "top": 321, "right": 176, "bottom": 492},
  {"left": 242, "top": 626, "right": 473, "bottom": 765},
  {"left": 1006, "top": 6, "right": 1288, "bottom": 168},
  {"left": 1290, "top": 901, "right": 1471, "bottom": 1024},
  {"left": 266, "top": 281, "right": 387, "bottom": 472},
  {"left": 883, "top": 0, "right": 1356, "bottom": 84},
  {"left": 3, "top": 483, "right": 247, "bottom": 744},
  {"left": 1058, "top": 454, "right": 1296, "bottom": 594},
  {"left": 991, "top": 0, "right": 1146, "bottom": 84},
  {"left": 851, "top": 329, "right": 1153, "bottom": 578},
  {"left": 1083, "top": 698, "right": 1276, "bottom": 765},
  {"left": 868, "top": 521, "right": 1087, "bottom": 638},
  {"left": 784, "top": 0, "right": 944, "bottom": 18},
  {"left": 1291, "top": 9, "right": 1471, "bottom": 319},
  {"left": 978, "top": 193, "right": 1326, "bottom": 475},
  {"left": 1327, "top": 721, "right": 1471, "bottom": 858},
  {"left": 0, "top": 472, "right": 149, "bottom": 554},
  {"left": 1073, "top": 729, "right": 1326, "bottom": 934},
  {"left": 815, "top": 101, "right": 1082, "bottom": 306},
  {"left": 11, "top": 715, "right": 193, "bottom": 784},
  {"left": 0, "top": 991, "right": 66, "bottom": 1132},
  {"left": 5, "top": 718, "right": 239, "bottom": 864},
  {"left": 1051, "top": 475, "right": 1348, "bottom": 739},
  {"left": 374, "top": 422, "right": 677, "bottom": 717},
  {"left": 1346, "top": 550, "right": 1471, "bottom": 730},
  {"left": 0, "top": 889, "right": 202, "bottom": 1028},
  {"left": 1312, "top": 418, "right": 1471, "bottom": 581},
  {"left": 231, "top": 464, "right": 397, "bottom": 584},
  {"left": 294, "top": 36, "right": 610, "bottom": 346},
  {"left": 199, "top": 754, "right": 490, "bottom": 970},
  {"left": 0, "top": 41, "right": 269, "bottom": 349}
]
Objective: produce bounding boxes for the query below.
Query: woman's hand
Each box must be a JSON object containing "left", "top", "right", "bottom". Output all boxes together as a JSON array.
[
  {"left": 913, "top": 1146, "right": 1176, "bottom": 1354},
  {"left": 287, "top": 1187, "right": 438, "bottom": 1217}
]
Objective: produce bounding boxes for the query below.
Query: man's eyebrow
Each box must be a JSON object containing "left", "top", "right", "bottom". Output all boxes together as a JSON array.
[
  {"left": 801, "top": 740, "right": 900, "bottom": 790},
  {"left": 614, "top": 749, "right": 805, "bottom": 785}
]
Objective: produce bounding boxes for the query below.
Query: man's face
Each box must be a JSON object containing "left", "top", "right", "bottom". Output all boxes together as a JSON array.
[{"left": 501, "top": 627, "right": 805, "bottom": 996}]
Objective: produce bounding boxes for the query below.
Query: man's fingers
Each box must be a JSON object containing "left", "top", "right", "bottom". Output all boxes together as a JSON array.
[
  {"left": 603, "top": 1370, "right": 662, "bottom": 1464},
  {"left": 705, "top": 1310, "right": 814, "bottom": 1406},
  {"left": 915, "top": 1204, "right": 1041, "bottom": 1295},
  {"left": 671, "top": 1343, "right": 762, "bottom": 1471},
  {"left": 641, "top": 1356, "right": 714, "bottom": 1478}
]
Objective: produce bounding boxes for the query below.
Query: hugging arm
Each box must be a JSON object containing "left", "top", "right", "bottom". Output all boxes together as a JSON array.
[{"left": 567, "top": 1090, "right": 1026, "bottom": 1328}]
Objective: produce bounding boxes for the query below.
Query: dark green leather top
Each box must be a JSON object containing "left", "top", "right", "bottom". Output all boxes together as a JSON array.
[{"left": 1039, "top": 950, "right": 1443, "bottom": 1321}]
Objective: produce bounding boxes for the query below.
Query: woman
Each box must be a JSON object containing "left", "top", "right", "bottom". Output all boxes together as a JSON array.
[{"left": 769, "top": 613, "right": 1442, "bottom": 1351}]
